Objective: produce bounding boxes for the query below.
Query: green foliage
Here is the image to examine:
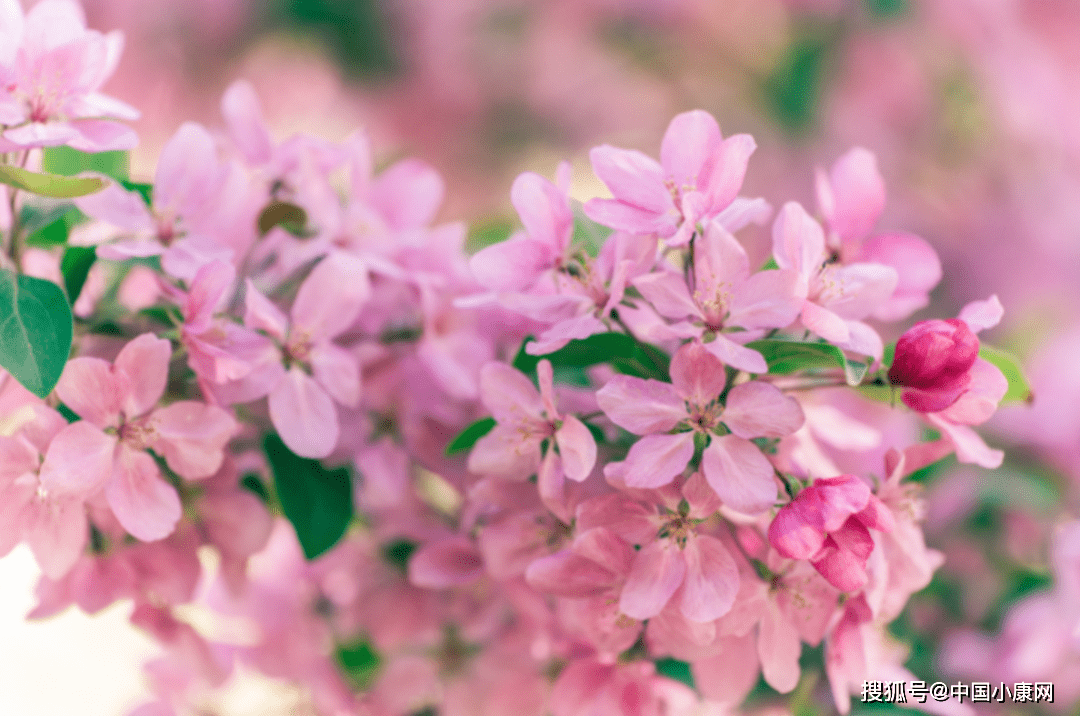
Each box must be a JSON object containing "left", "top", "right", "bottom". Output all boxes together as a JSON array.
[
  {"left": 571, "top": 200, "right": 613, "bottom": 257},
  {"left": 978, "top": 344, "right": 1033, "bottom": 404},
  {"left": 764, "top": 33, "right": 832, "bottom": 135},
  {"left": 60, "top": 247, "right": 96, "bottom": 303},
  {"left": 514, "top": 332, "right": 671, "bottom": 382},
  {"left": 41, "top": 147, "right": 129, "bottom": 181},
  {"left": 382, "top": 538, "right": 419, "bottom": 571},
  {"left": 866, "top": 0, "right": 908, "bottom": 18},
  {"left": 263, "top": 434, "right": 353, "bottom": 560},
  {"left": 0, "top": 270, "right": 73, "bottom": 398},
  {"left": 746, "top": 337, "right": 868, "bottom": 385},
  {"left": 336, "top": 639, "right": 381, "bottom": 690},
  {"left": 280, "top": 0, "right": 397, "bottom": 80},
  {"left": 120, "top": 180, "right": 153, "bottom": 206},
  {"left": 655, "top": 658, "right": 695, "bottom": 689},
  {"left": 465, "top": 217, "right": 514, "bottom": 254},
  {"left": 445, "top": 417, "right": 496, "bottom": 456},
  {"left": 0, "top": 164, "right": 107, "bottom": 198},
  {"left": 23, "top": 205, "right": 84, "bottom": 249},
  {"left": 240, "top": 473, "right": 270, "bottom": 503}
]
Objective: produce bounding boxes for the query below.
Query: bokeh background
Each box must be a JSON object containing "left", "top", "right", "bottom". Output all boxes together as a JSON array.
[{"left": 5, "top": 0, "right": 1080, "bottom": 713}]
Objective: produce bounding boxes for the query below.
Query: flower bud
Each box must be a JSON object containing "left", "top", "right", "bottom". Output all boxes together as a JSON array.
[{"left": 888, "top": 318, "right": 979, "bottom": 412}]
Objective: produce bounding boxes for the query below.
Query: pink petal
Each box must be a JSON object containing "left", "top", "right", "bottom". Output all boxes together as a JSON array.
[
  {"left": 812, "top": 523, "right": 873, "bottom": 592},
  {"left": 67, "top": 119, "right": 137, "bottom": 152},
  {"left": 859, "top": 232, "right": 942, "bottom": 321},
  {"left": 556, "top": 415, "right": 597, "bottom": 483},
  {"left": 511, "top": 171, "right": 573, "bottom": 252},
  {"left": 38, "top": 421, "right": 116, "bottom": 497},
  {"left": 56, "top": 356, "right": 126, "bottom": 428},
  {"left": 723, "top": 381, "right": 804, "bottom": 438},
  {"left": 679, "top": 534, "right": 739, "bottom": 622},
  {"left": 727, "top": 268, "right": 803, "bottom": 330},
  {"left": 467, "top": 423, "right": 542, "bottom": 480},
  {"left": 925, "top": 415, "right": 1003, "bottom": 469},
  {"left": 772, "top": 202, "right": 825, "bottom": 280},
  {"left": 268, "top": 368, "right": 338, "bottom": 459},
  {"left": 670, "top": 341, "right": 727, "bottom": 407},
  {"left": 105, "top": 446, "right": 181, "bottom": 542},
  {"left": 184, "top": 260, "right": 235, "bottom": 331},
  {"left": 596, "top": 375, "right": 686, "bottom": 434},
  {"left": 74, "top": 180, "right": 153, "bottom": 233},
  {"left": 243, "top": 280, "right": 288, "bottom": 340},
  {"left": 702, "top": 435, "right": 777, "bottom": 514},
  {"left": 704, "top": 134, "right": 756, "bottom": 213},
  {"left": 220, "top": 79, "right": 273, "bottom": 165},
  {"left": 408, "top": 536, "right": 485, "bottom": 589},
  {"left": 538, "top": 449, "right": 568, "bottom": 522},
  {"left": 691, "top": 633, "right": 760, "bottom": 705},
  {"left": 822, "top": 148, "right": 885, "bottom": 247},
  {"left": 817, "top": 263, "right": 898, "bottom": 320},
  {"left": 958, "top": 295, "right": 1004, "bottom": 333},
  {"left": 613, "top": 432, "right": 695, "bottom": 489},
  {"left": 715, "top": 196, "right": 772, "bottom": 232},
  {"left": 589, "top": 145, "right": 670, "bottom": 215},
  {"left": 151, "top": 402, "right": 236, "bottom": 479},
  {"left": 527, "top": 314, "right": 608, "bottom": 355},
  {"left": 370, "top": 159, "right": 444, "bottom": 231},
  {"left": 936, "top": 358, "right": 1007, "bottom": 426},
  {"left": 27, "top": 494, "right": 88, "bottom": 579},
  {"left": 310, "top": 342, "right": 361, "bottom": 408},
  {"left": 660, "top": 110, "right": 721, "bottom": 192},
  {"left": 291, "top": 253, "right": 370, "bottom": 342},
  {"left": 695, "top": 221, "right": 749, "bottom": 296},
  {"left": 619, "top": 539, "right": 687, "bottom": 620},
  {"left": 114, "top": 333, "right": 171, "bottom": 418},
  {"left": 469, "top": 235, "right": 553, "bottom": 292},
  {"left": 478, "top": 362, "right": 543, "bottom": 424},
  {"left": 801, "top": 301, "right": 850, "bottom": 344},
  {"left": 583, "top": 197, "right": 676, "bottom": 236},
  {"left": 573, "top": 527, "right": 636, "bottom": 576},
  {"left": 701, "top": 335, "right": 768, "bottom": 374},
  {"left": 575, "top": 494, "right": 657, "bottom": 544},
  {"left": 759, "top": 602, "right": 802, "bottom": 693},
  {"left": 526, "top": 551, "right": 618, "bottom": 598},
  {"left": 154, "top": 122, "right": 222, "bottom": 217},
  {"left": 631, "top": 270, "right": 700, "bottom": 320}
]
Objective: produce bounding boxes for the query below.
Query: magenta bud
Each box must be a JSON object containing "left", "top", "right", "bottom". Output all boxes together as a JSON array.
[{"left": 888, "top": 318, "right": 979, "bottom": 413}]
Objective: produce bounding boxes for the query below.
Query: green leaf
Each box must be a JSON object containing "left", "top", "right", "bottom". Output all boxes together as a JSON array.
[
  {"left": 60, "top": 246, "right": 95, "bottom": 303},
  {"left": 22, "top": 204, "right": 85, "bottom": 247},
  {"left": 120, "top": 180, "right": 153, "bottom": 206},
  {"left": 263, "top": 433, "right": 353, "bottom": 560},
  {"left": 41, "top": 147, "right": 129, "bottom": 181},
  {"left": 336, "top": 639, "right": 381, "bottom": 690},
  {"left": 515, "top": 332, "right": 670, "bottom": 381},
  {"left": 764, "top": 33, "right": 832, "bottom": 135},
  {"left": 445, "top": 417, "right": 496, "bottom": 456},
  {"left": 978, "top": 344, "right": 1033, "bottom": 404},
  {"left": 655, "top": 658, "right": 695, "bottom": 689},
  {"left": 866, "top": 0, "right": 908, "bottom": 18},
  {"left": 0, "top": 270, "right": 73, "bottom": 398},
  {"left": 0, "top": 164, "right": 107, "bottom": 198},
  {"left": 881, "top": 342, "right": 896, "bottom": 371},
  {"left": 746, "top": 338, "right": 868, "bottom": 385},
  {"left": 257, "top": 201, "right": 308, "bottom": 237},
  {"left": 466, "top": 217, "right": 514, "bottom": 254}
]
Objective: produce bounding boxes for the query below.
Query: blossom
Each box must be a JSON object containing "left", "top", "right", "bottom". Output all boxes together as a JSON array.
[
  {"left": 889, "top": 318, "right": 979, "bottom": 412},
  {"left": 55, "top": 333, "right": 236, "bottom": 541},
  {"left": 585, "top": 110, "right": 758, "bottom": 246},
  {"left": 598, "top": 341, "right": 803, "bottom": 513}
]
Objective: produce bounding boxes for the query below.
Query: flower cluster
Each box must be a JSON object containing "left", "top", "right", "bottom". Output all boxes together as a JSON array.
[{"left": 0, "top": 10, "right": 1019, "bottom": 716}]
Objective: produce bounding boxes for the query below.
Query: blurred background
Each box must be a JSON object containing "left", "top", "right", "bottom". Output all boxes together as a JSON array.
[{"left": 6, "top": 0, "right": 1080, "bottom": 713}]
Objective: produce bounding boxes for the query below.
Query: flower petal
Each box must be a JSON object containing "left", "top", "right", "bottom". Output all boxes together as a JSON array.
[
  {"left": 619, "top": 539, "right": 687, "bottom": 620},
  {"left": 151, "top": 402, "right": 236, "bottom": 479},
  {"left": 268, "top": 368, "right": 339, "bottom": 459},
  {"left": 613, "top": 432, "right": 695, "bottom": 489},
  {"left": 702, "top": 435, "right": 777, "bottom": 514},
  {"left": 114, "top": 333, "right": 171, "bottom": 418},
  {"left": 723, "top": 381, "right": 804, "bottom": 439},
  {"left": 106, "top": 446, "right": 181, "bottom": 542},
  {"left": 679, "top": 534, "right": 739, "bottom": 622},
  {"left": 596, "top": 375, "right": 686, "bottom": 435}
]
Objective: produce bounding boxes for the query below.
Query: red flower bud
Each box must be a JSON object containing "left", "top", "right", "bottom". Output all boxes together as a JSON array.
[{"left": 888, "top": 318, "right": 979, "bottom": 412}]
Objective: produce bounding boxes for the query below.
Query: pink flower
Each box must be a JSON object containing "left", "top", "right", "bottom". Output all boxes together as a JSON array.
[
  {"left": 632, "top": 219, "right": 802, "bottom": 372},
  {"left": 467, "top": 359, "right": 597, "bottom": 520},
  {"left": 244, "top": 252, "right": 368, "bottom": 458},
  {"left": 585, "top": 110, "right": 758, "bottom": 246},
  {"left": 772, "top": 201, "right": 898, "bottom": 359},
  {"left": 74, "top": 122, "right": 232, "bottom": 279},
  {"left": 815, "top": 148, "right": 942, "bottom": 320},
  {"left": 889, "top": 318, "right": 979, "bottom": 412},
  {"left": 0, "top": 0, "right": 139, "bottom": 152},
  {"left": 598, "top": 341, "right": 803, "bottom": 513},
  {"left": 768, "top": 474, "right": 894, "bottom": 592},
  {"left": 56, "top": 333, "right": 237, "bottom": 541}
]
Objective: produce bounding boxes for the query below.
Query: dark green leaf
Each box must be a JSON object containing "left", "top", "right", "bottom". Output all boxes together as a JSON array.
[
  {"left": 257, "top": 201, "right": 308, "bottom": 237},
  {"left": 0, "top": 164, "right": 107, "bottom": 198},
  {"left": 0, "top": 270, "right": 73, "bottom": 398},
  {"left": 240, "top": 473, "right": 270, "bottom": 503},
  {"left": 746, "top": 338, "right": 868, "bottom": 385},
  {"left": 866, "top": 0, "right": 908, "bottom": 18},
  {"left": 57, "top": 402, "right": 80, "bottom": 423},
  {"left": 41, "top": 147, "right": 129, "bottom": 181},
  {"left": 382, "top": 538, "right": 418, "bottom": 571},
  {"left": 978, "top": 344, "right": 1033, "bottom": 404},
  {"left": 516, "top": 333, "right": 670, "bottom": 381},
  {"left": 61, "top": 246, "right": 95, "bottom": 303},
  {"left": 445, "top": 417, "right": 496, "bottom": 456},
  {"left": 655, "top": 658, "right": 695, "bottom": 689},
  {"left": 21, "top": 204, "right": 85, "bottom": 247},
  {"left": 120, "top": 180, "right": 153, "bottom": 206},
  {"left": 764, "top": 33, "right": 832, "bottom": 135},
  {"left": 263, "top": 434, "right": 353, "bottom": 560}
]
